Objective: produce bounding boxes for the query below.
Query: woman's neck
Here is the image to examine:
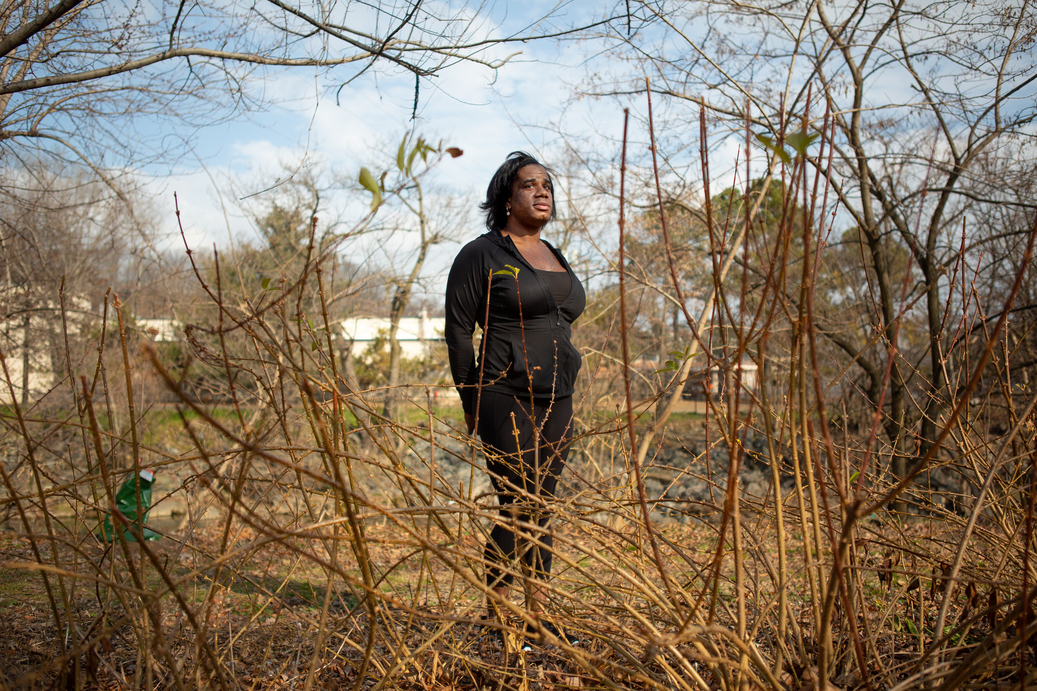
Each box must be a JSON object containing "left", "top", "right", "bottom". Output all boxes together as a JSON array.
[{"left": 500, "top": 222, "right": 544, "bottom": 246}]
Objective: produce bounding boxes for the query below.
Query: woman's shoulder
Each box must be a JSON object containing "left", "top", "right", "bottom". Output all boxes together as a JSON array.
[{"left": 454, "top": 232, "right": 506, "bottom": 262}]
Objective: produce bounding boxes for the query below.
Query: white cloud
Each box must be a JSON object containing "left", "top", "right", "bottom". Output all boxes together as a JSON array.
[
  {"left": 130, "top": 0, "right": 636, "bottom": 304},
  {"left": 144, "top": 167, "right": 248, "bottom": 253}
]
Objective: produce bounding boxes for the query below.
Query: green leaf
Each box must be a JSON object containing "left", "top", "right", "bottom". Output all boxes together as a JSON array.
[
  {"left": 904, "top": 618, "right": 919, "bottom": 635},
  {"left": 396, "top": 136, "right": 408, "bottom": 171},
  {"left": 786, "top": 131, "right": 820, "bottom": 155},
  {"left": 492, "top": 264, "right": 520, "bottom": 277},
  {"left": 311, "top": 341, "right": 318, "bottom": 351},
  {"left": 358, "top": 166, "right": 379, "bottom": 194},
  {"left": 406, "top": 146, "right": 420, "bottom": 175},
  {"left": 358, "top": 166, "right": 382, "bottom": 211},
  {"left": 261, "top": 277, "right": 271, "bottom": 290},
  {"left": 849, "top": 470, "right": 861, "bottom": 484},
  {"left": 756, "top": 133, "right": 792, "bottom": 165}
]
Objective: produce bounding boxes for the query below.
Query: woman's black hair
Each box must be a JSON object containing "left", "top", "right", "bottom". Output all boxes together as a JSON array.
[{"left": 480, "top": 151, "right": 557, "bottom": 231}]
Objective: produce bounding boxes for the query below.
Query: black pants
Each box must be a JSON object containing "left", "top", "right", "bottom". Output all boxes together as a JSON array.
[{"left": 476, "top": 391, "right": 574, "bottom": 588}]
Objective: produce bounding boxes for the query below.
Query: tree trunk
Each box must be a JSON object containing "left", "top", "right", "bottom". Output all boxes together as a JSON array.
[
  {"left": 385, "top": 296, "right": 404, "bottom": 422},
  {"left": 21, "top": 311, "right": 30, "bottom": 406}
]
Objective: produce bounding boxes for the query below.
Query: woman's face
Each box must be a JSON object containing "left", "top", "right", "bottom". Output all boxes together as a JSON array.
[{"left": 507, "top": 164, "right": 553, "bottom": 227}]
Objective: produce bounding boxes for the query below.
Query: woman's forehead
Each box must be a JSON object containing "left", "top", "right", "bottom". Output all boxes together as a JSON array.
[{"left": 515, "top": 164, "right": 549, "bottom": 183}]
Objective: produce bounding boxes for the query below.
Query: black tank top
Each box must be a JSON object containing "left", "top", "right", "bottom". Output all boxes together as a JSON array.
[{"left": 539, "top": 269, "right": 571, "bottom": 304}]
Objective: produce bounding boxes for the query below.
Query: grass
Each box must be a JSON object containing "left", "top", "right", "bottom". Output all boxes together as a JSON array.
[
  {"left": 0, "top": 549, "right": 39, "bottom": 608},
  {"left": 1, "top": 393, "right": 1031, "bottom": 691}
]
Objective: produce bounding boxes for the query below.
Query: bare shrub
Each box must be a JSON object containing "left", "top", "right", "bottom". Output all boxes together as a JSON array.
[{"left": 1, "top": 115, "right": 1035, "bottom": 691}]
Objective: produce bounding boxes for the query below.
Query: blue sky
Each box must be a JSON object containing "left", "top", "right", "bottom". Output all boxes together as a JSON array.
[{"left": 144, "top": 1, "right": 637, "bottom": 262}]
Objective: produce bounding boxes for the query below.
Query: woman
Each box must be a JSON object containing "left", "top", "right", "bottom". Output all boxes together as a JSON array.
[{"left": 445, "top": 151, "right": 585, "bottom": 648}]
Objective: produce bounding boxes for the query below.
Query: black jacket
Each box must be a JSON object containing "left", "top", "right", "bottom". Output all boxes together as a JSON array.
[{"left": 445, "top": 230, "right": 586, "bottom": 414}]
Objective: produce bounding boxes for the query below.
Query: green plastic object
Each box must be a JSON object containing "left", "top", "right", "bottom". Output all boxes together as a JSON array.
[{"left": 98, "top": 468, "right": 160, "bottom": 541}]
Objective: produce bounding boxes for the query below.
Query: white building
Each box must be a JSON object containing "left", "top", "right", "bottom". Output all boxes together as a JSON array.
[
  {"left": 138, "top": 318, "right": 181, "bottom": 343},
  {"left": 0, "top": 292, "right": 91, "bottom": 404},
  {"left": 682, "top": 359, "right": 759, "bottom": 399},
  {"left": 340, "top": 310, "right": 445, "bottom": 359},
  {"left": 137, "top": 314, "right": 447, "bottom": 361}
]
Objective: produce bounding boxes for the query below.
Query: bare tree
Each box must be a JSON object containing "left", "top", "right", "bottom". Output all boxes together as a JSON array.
[
  {"left": 586, "top": 0, "right": 1037, "bottom": 489},
  {"left": 0, "top": 160, "right": 153, "bottom": 402},
  {"left": 0, "top": 0, "right": 630, "bottom": 177},
  {"left": 363, "top": 134, "right": 466, "bottom": 422}
]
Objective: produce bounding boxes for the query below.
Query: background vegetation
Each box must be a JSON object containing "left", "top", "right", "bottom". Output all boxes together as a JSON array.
[{"left": 1, "top": 1, "right": 1036, "bottom": 689}]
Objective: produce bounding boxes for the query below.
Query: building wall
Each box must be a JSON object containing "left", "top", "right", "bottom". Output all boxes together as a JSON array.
[
  {"left": 0, "top": 294, "right": 91, "bottom": 404},
  {"left": 0, "top": 322, "right": 54, "bottom": 403},
  {"left": 340, "top": 312, "right": 445, "bottom": 360}
]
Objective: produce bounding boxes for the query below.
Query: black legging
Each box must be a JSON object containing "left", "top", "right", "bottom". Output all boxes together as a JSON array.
[{"left": 476, "top": 391, "right": 573, "bottom": 588}]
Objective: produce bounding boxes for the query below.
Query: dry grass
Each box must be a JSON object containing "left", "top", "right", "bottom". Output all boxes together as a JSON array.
[{"left": 2, "top": 114, "right": 1036, "bottom": 691}]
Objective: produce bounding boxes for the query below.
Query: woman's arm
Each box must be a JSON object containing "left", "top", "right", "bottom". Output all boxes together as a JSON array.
[{"left": 444, "top": 242, "right": 486, "bottom": 417}]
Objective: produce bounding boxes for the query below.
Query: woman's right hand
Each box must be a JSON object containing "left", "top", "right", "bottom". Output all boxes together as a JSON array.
[{"left": 465, "top": 413, "right": 476, "bottom": 435}]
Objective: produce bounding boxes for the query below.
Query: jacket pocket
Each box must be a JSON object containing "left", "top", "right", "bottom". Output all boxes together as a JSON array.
[
  {"left": 523, "top": 331, "right": 563, "bottom": 394},
  {"left": 510, "top": 339, "right": 527, "bottom": 377}
]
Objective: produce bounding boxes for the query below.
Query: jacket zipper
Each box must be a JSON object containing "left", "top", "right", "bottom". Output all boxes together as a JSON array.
[{"left": 502, "top": 235, "right": 566, "bottom": 324}]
